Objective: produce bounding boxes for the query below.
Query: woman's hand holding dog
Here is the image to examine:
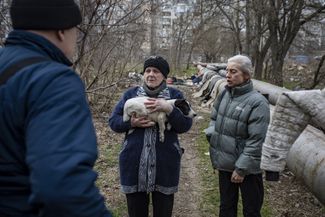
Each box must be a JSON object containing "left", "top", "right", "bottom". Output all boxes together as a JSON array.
[
  {"left": 130, "top": 114, "right": 155, "bottom": 128},
  {"left": 144, "top": 98, "right": 173, "bottom": 114}
]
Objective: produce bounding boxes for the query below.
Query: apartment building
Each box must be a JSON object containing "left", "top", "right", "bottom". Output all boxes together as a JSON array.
[{"left": 141, "top": 0, "right": 196, "bottom": 53}]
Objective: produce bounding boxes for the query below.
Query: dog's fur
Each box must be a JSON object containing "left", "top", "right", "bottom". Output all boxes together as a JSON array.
[{"left": 123, "top": 96, "right": 196, "bottom": 142}]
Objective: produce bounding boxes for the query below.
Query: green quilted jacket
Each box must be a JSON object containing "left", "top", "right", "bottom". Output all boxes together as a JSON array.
[{"left": 206, "top": 80, "right": 270, "bottom": 176}]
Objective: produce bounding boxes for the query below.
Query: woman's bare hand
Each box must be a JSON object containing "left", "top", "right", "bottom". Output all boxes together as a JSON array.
[
  {"left": 144, "top": 98, "right": 173, "bottom": 114},
  {"left": 130, "top": 114, "right": 155, "bottom": 128}
]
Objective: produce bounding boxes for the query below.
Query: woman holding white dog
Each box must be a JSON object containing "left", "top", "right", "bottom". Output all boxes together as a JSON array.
[{"left": 109, "top": 56, "right": 193, "bottom": 217}]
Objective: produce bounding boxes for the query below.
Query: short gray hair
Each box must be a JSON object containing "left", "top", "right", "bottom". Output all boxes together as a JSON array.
[{"left": 227, "top": 55, "right": 253, "bottom": 77}]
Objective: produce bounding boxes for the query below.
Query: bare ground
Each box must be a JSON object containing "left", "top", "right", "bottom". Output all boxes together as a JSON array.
[
  {"left": 174, "top": 123, "right": 203, "bottom": 216},
  {"left": 94, "top": 84, "right": 324, "bottom": 217}
]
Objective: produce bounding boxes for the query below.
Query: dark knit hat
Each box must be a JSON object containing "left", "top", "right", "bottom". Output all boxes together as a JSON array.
[
  {"left": 143, "top": 56, "right": 170, "bottom": 78},
  {"left": 10, "top": 0, "right": 82, "bottom": 30}
]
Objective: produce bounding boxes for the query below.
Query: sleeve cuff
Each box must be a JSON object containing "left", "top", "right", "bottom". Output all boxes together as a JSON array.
[
  {"left": 124, "top": 120, "right": 132, "bottom": 130},
  {"left": 235, "top": 168, "right": 247, "bottom": 177},
  {"left": 167, "top": 106, "right": 179, "bottom": 118}
]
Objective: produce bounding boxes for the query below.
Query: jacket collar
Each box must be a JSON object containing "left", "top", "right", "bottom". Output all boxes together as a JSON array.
[
  {"left": 226, "top": 80, "right": 253, "bottom": 97},
  {"left": 4, "top": 30, "right": 72, "bottom": 66}
]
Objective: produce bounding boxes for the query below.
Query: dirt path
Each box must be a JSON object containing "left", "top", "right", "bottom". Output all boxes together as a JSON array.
[
  {"left": 172, "top": 85, "right": 210, "bottom": 217},
  {"left": 173, "top": 125, "right": 203, "bottom": 216}
]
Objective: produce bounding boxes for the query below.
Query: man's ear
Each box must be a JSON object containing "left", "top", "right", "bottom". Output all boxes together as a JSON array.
[
  {"left": 244, "top": 73, "right": 250, "bottom": 81},
  {"left": 56, "top": 30, "right": 65, "bottom": 42}
]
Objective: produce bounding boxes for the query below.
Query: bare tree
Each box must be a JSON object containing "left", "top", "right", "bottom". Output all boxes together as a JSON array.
[
  {"left": 171, "top": 13, "right": 195, "bottom": 70},
  {"left": 75, "top": 0, "right": 150, "bottom": 113},
  {"left": 201, "top": 0, "right": 325, "bottom": 85},
  {"left": 266, "top": 0, "right": 325, "bottom": 86},
  {"left": 249, "top": 0, "right": 271, "bottom": 80},
  {"left": 214, "top": 0, "right": 246, "bottom": 54},
  {"left": 197, "top": 28, "right": 230, "bottom": 62},
  {"left": 148, "top": 0, "right": 158, "bottom": 55},
  {"left": 185, "top": 0, "right": 228, "bottom": 66},
  {"left": 185, "top": 0, "right": 217, "bottom": 68},
  {"left": 309, "top": 54, "right": 325, "bottom": 89}
]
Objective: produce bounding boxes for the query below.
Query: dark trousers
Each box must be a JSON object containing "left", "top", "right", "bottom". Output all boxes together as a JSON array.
[
  {"left": 126, "top": 191, "right": 174, "bottom": 217},
  {"left": 218, "top": 170, "right": 264, "bottom": 217}
]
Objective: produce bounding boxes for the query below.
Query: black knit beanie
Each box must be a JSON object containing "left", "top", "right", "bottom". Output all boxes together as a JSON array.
[
  {"left": 10, "top": 0, "right": 82, "bottom": 30},
  {"left": 143, "top": 56, "right": 170, "bottom": 78}
]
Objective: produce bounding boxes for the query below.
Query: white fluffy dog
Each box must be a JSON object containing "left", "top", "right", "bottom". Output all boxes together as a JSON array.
[{"left": 123, "top": 96, "right": 196, "bottom": 142}]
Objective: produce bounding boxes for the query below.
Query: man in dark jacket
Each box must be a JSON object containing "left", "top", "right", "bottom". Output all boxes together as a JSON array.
[
  {"left": 206, "top": 55, "right": 270, "bottom": 217},
  {"left": 0, "top": 0, "right": 112, "bottom": 216}
]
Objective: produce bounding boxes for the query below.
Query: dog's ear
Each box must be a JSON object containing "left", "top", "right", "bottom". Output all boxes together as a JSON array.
[{"left": 175, "top": 99, "right": 186, "bottom": 106}]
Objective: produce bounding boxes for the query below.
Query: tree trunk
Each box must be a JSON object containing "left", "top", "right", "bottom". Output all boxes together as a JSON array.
[
  {"left": 150, "top": 1, "right": 157, "bottom": 55},
  {"left": 186, "top": 44, "right": 194, "bottom": 69},
  {"left": 309, "top": 54, "right": 325, "bottom": 89},
  {"left": 245, "top": 0, "right": 251, "bottom": 55},
  {"left": 254, "top": 54, "right": 264, "bottom": 80},
  {"left": 270, "top": 54, "right": 284, "bottom": 86}
]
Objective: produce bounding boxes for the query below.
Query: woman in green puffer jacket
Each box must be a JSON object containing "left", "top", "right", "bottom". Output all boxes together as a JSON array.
[{"left": 206, "top": 54, "right": 270, "bottom": 217}]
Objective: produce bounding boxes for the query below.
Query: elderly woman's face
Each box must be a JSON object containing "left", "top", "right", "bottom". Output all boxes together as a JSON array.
[
  {"left": 143, "top": 67, "right": 165, "bottom": 88},
  {"left": 226, "top": 62, "right": 250, "bottom": 87}
]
